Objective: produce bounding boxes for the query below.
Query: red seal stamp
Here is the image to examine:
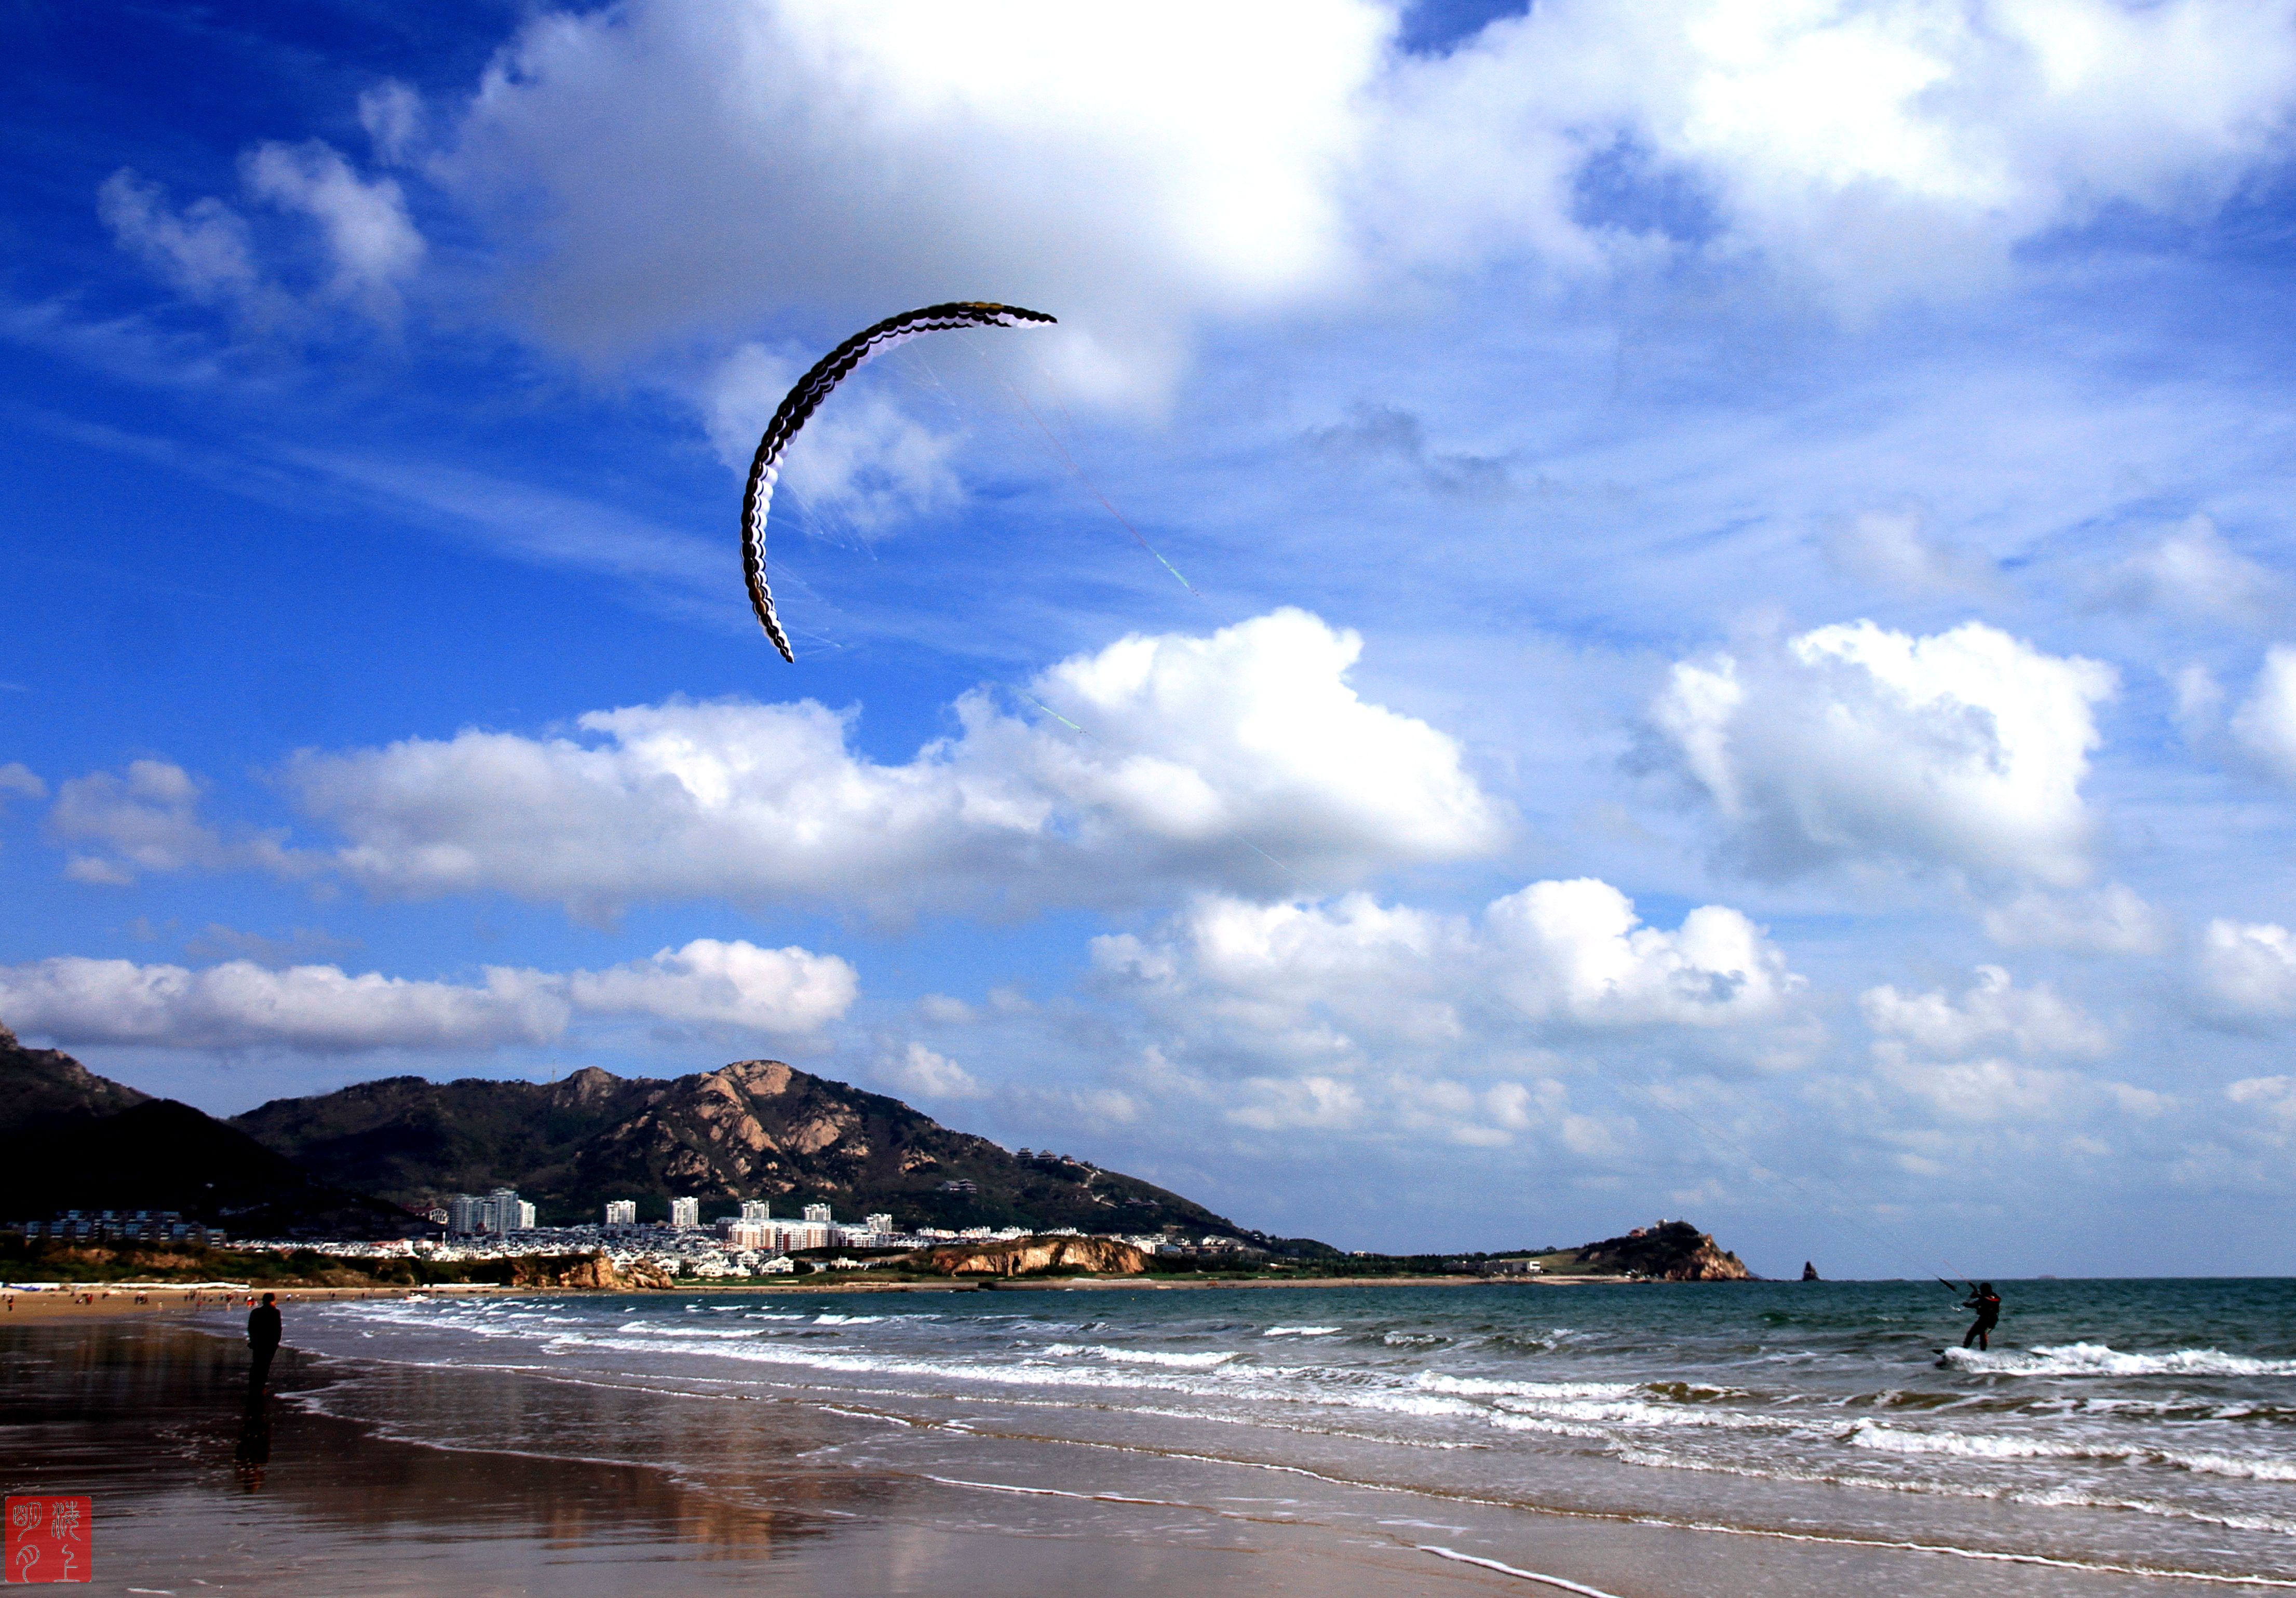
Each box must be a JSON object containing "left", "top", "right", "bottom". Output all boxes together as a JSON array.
[{"left": 4, "top": 1497, "right": 90, "bottom": 1584}]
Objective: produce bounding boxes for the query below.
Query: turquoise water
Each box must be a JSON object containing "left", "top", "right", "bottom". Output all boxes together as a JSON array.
[{"left": 282, "top": 1278, "right": 2296, "bottom": 1588}]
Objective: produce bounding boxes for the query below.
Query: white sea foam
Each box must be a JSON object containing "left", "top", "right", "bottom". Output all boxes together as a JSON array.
[
  {"left": 1043, "top": 1342, "right": 1242, "bottom": 1369},
  {"left": 813, "top": 1313, "right": 885, "bottom": 1325},
  {"left": 1944, "top": 1342, "right": 2296, "bottom": 1378},
  {"left": 1263, "top": 1326, "right": 1342, "bottom": 1337},
  {"left": 1417, "top": 1374, "right": 1637, "bottom": 1401}
]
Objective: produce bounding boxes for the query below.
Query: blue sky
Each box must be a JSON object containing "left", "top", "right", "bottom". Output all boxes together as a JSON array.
[{"left": 10, "top": 1, "right": 2296, "bottom": 1274}]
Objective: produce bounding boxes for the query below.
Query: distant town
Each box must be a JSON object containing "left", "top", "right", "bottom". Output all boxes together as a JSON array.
[{"left": 12, "top": 1188, "right": 1259, "bottom": 1281}]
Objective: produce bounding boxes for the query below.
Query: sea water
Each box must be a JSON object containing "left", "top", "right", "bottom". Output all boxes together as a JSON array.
[{"left": 275, "top": 1278, "right": 2296, "bottom": 1589}]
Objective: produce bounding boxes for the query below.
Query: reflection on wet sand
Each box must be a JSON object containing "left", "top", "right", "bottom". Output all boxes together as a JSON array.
[
  {"left": 234, "top": 1395, "right": 271, "bottom": 1489},
  {"left": 0, "top": 1319, "right": 1539, "bottom": 1596}
]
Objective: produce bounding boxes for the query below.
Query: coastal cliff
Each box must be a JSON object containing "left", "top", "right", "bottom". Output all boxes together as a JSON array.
[
  {"left": 509, "top": 1251, "right": 676, "bottom": 1291},
  {"left": 918, "top": 1235, "right": 1150, "bottom": 1277}
]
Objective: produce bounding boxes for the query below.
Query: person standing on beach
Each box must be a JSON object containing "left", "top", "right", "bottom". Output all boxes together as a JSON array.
[
  {"left": 247, "top": 1292, "right": 282, "bottom": 1393},
  {"left": 1960, "top": 1282, "right": 2001, "bottom": 1350}
]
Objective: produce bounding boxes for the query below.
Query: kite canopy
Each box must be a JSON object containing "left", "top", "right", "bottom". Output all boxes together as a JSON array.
[{"left": 740, "top": 301, "right": 1058, "bottom": 661}]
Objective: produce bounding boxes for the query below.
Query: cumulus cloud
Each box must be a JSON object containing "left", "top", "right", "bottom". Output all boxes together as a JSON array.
[
  {"left": 2195, "top": 918, "right": 2296, "bottom": 1022},
  {"left": 0, "top": 958, "right": 566, "bottom": 1052},
  {"left": 415, "top": 0, "right": 2296, "bottom": 396},
  {"left": 1855, "top": 965, "right": 2166, "bottom": 1128},
  {"left": 1861, "top": 965, "right": 2111, "bottom": 1060},
  {"left": 2094, "top": 517, "right": 2286, "bottom": 628},
  {"left": 46, "top": 760, "right": 311, "bottom": 886},
  {"left": 1980, "top": 883, "right": 2168, "bottom": 955},
  {"left": 0, "top": 938, "right": 855, "bottom": 1053},
  {"left": 2226, "top": 1075, "right": 2296, "bottom": 1137},
  {"left": 875, "top": 1040, "right": 985, "bottom": 1101},
  {"left": 281, "top": 610, "right": 1506, "bottom": 918},
  {"left": 1094, "top": 876, "right": 1800, "bottom": 1084},
  {"left": 441, "top": 1, "right": 1389, "bottom": 396},
  {"left": 1652, "top": 619, "right": 2116, "bottom": 888},
  {"left": 565, "top": 938, "right": 856, "bottom": 1033},
  {"left": 2230, "top": 646, "right": 2296, "bottom": 782}
]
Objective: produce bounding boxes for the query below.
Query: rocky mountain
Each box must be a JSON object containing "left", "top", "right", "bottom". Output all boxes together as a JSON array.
[
  {"left": 232, "top": 1059, "right": 1251, "bottom": 1238},
  {"left": 1568, "top": 1220, "right": 1750, "bottom": 1281},
  {"left": 0, "top": 1031, "right": 418, "bottom": 1237},
  {"left": 0, "top": 1022, "right": 151, "bottom": 1135}
]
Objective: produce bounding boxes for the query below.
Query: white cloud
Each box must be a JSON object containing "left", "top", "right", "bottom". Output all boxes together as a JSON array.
[
  {"left": 46, "top": 761, "right": 310, "bottom": 886},
  {"left": 1093, "top": 876, "right": 1800, "bottom": 1078},
  {"left": 1980, "top": 884, "right": 2168, "bottom": 955},
  {"left": 2095, "top": 516, "right": 2285, "bottom": 627},
  {"left": 418, "top": 0, "right": 2296, "bottom": 396},
  {"left": 1860, "top": 964, "right": 2111, "bottom": 1059},
  {"left": 358, "top": 80, "right": 427, "bottom": 167},
  {"left": 0, "top": 937, "right": 855, "bottom": 1053},
  {"left": 564, "top": 938, "right": 857, "bottom": 1033},
  {"left": 1872, "top": 1054, "right": 2092, "bottom": 1123},
  {"left": 240, "top": 141, "right": 425, "bottom": 316},
  {"left": 1819, "top": 508, "right": 1996, "bottom": 597},
  {"left": 282, "top": 610, "right": 1506, "bottom": 918},
  {"left": 441, "top": 1, "right": 1391, "bottom": 396},
  {"left": 875, "top": 1040, "right": 985, "bottom": 1101},
  {"left": 100, "top": 141, "right": 422, "bottom": 328},
  {"left": 97, "top": 171, "right": 285, "bottom": 325},
  {"left": 703, "top": 342, "right": 962, "bottom": 534},
  {"left": 0, "top": 957, "right": 566, "bottom": 1053},
  {"left": 2226, "top": 1075, "right": 2296, "bottom": 1137},
  {"left": 1653, "top": 620, "right": 2116, "bottom": 887},
  {"left": 2230, "top": 646, "right": 2296, "bottom": 783},
  {"left": 0, "top": 762, "right": 43, "bottom": 805},
  {"left": 2195, "top": 918, "right": 2296, "bottom": 1021}
]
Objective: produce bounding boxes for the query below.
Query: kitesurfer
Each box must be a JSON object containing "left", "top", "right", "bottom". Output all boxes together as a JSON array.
[{"left": 1960, "top": 1281, "right": 2001, "bottom": 1350}]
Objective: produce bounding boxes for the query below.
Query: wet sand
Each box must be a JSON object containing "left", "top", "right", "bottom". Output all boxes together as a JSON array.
[
  {"left": 0, "top": 1319, "right": 1538, "bottom": 1596},
  {"left": 2, "top": 1314, "right": 2219, "bottom": 1596}
]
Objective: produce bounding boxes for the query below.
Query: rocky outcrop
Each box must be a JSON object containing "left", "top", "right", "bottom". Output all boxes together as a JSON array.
[
  {"left": 1573, "top": 1221, "right": 1750, "bottom": 1281},
  {"left": 0, "top": 1023, "right": 152, "bottom": 1137},
  {"left": 917, "top": 1235, "right": 1149, "bottom": 1277},
  {"left": 508, "top": 1251, "right": 676, "bottom": 1290}
]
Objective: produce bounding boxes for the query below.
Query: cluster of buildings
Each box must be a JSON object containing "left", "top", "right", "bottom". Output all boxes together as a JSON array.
[
  {"left": 440, "top": 1188, "right": 537, "bottom": 1235},
  {"left": 6, "top": 1210, "right": 226, "bottom": 1247},
  {"left": 9, "top": 1188, "right": 1233, "bottom": 1283}
]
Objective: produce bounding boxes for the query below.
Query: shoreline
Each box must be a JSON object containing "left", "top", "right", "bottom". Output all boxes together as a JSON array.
[{"left": 0, "top": 1271, "right": 1653, "bottom": 1320}]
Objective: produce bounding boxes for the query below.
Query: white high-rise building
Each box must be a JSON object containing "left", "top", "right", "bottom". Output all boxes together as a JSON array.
[
  {"left": 865, "top": 1213, "right": 893, "bottom": 1239},
  {"left": 739, "top": 1199, "right": 771, "bottom": 1222},
  {"left": 447, "top": 1195, "right": 486, "bottom": 1235},
  {"left": 604, "top": 1200, "right": 637, "bottom": 1228},
  {"left": 802, "top": 1203, "right": 832, "bottom": 1225},
  {"left": 669, "top": 1196, "right": 700, "bottom": 1229},
  {"left": 445, "top": 1187, "right": 530, "bottom": 1235}
]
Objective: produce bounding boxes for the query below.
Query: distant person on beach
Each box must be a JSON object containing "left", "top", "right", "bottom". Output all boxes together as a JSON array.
[
  {"left": 247, "top": 1292, "right": 282, "bottom": 1393},
  {"left": 1961, "top": 1282, "right": 2001, "bottom": 1350}
]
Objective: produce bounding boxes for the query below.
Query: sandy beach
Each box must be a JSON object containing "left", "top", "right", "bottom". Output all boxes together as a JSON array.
[
  {"left": 8, "top": 1285, "right": 2271, "bottom": 1597},
  {"left": 1, "top": 1317, "right": 1546, "bottom": 1596}
]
